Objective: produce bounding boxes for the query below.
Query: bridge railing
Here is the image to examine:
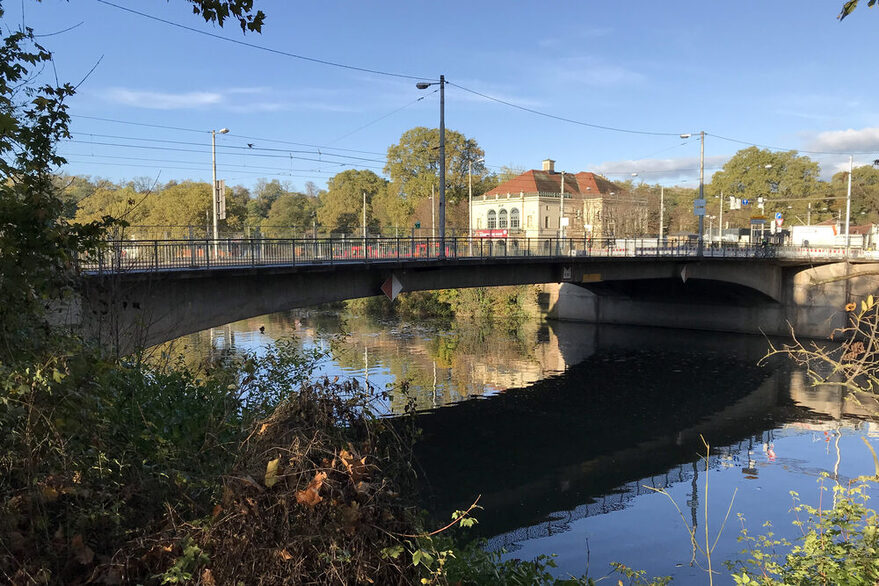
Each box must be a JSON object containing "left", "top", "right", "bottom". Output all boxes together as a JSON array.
[{"left": 77, "top": 237, "right": 870, "bottom": 274}]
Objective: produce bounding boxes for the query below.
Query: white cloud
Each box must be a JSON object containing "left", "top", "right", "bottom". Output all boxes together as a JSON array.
[
  {"left": 591, "top": 155, "right": 729, "bottom": 182},
  {"left": 550, "top": 56, "right": 646, "bottom": 88},
  {"left": 808, "top": 127, "right": 879, "bottom": 152},
  {"left": 106, "top": 88, "right": 223, "bottom": 110}
]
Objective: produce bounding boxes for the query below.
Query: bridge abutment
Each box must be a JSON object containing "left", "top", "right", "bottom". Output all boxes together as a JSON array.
[{"left": 542, "top": 261, "right": 879, "bottom": 339}]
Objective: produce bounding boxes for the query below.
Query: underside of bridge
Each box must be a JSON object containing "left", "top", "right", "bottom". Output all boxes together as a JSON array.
[{"left": 73, "top": 259, "right": 878, "bottom": 352}]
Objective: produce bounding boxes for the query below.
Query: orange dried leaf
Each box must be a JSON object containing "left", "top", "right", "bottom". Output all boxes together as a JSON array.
[
  {"left": 258, "top": 422, "right": 271, "bottom": 436},
  {"left": 277, "top": 548, "right": 293, "bottom": 561},
  {"left": 201, "top": 568, "right": 216, "bottom": 586},
  {"left": 295, "top": 471, "right": 327, "bottom": 507}
]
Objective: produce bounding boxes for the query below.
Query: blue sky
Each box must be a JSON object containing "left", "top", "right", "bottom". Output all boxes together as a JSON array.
[{"left": 7, "top": 1, "right": 879, "bottom": 192}]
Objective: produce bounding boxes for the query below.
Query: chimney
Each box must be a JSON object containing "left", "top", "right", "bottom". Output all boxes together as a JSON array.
[{"left": 542, "top": 159, "right": 555, "bottom": 172}]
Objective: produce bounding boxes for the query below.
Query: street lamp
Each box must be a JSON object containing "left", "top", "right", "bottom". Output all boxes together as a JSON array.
[
  {"left": 416, "top": 75, "right": 447, "bottom": 258},
  {"left": 211, "top": 127, "right": 229, "bottom": 246},
  {"left": 680, "top": 131, "right": 705, "bottom": 255},
  {"left": 468, "top": 156, "right": 484, "bottom": 255}
]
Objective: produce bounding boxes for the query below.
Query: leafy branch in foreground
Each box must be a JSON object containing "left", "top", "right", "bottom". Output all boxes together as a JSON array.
[
  {"left": 763, "top": 295, "right": 879, "bottom": 415},
  {"left": 727, "top": 451, "right": 879, "bottom": 585}
]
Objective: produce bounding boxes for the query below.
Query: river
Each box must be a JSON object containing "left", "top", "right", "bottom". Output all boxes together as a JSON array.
[{"left": 172, "top": 310, "right": 879, "bottom": 584}]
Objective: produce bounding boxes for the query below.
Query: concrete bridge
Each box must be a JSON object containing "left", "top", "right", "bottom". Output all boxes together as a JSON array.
[{"left": 67, "top": 236, "right": 879, "bottom": 351}]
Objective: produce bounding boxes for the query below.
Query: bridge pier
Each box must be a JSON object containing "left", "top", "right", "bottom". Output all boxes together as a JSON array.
[{"left": 542, "top": 261, "right": 878, "bottom": 339}]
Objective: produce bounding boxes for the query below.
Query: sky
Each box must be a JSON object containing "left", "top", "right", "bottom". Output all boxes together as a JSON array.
[{"left": 6, "top": 0, "right": 879, "bottom": 193}]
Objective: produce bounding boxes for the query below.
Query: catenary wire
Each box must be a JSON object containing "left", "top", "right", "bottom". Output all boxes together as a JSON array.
[{"left": 95, "top": 0, "right": 435, "bottom": 82}]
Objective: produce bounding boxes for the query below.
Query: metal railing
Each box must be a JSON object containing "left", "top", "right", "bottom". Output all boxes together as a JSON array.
[{"left": 77, "top": 236, "right": 874, "bottom": 274}]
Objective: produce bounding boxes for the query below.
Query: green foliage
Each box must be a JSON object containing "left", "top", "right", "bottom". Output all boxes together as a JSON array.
[
  {"left": 839, "top": 0, "right": 877, "bottom": 20},
  {"left": 262, "top": 189, "right": 318, "bottom": 236},
  {"left": 318, "top": 169, "right": 388, "bottom": 234},
  {"left": 384, "top": 126, "right": 488, "bottom": 210},
  {"left": 0, "top": 8, "right": 116, "bottom": 360},
  {"left": 729, "top": 476, "right": 879, "bottom": 585},
  {"left": 0, "top": 339, "right": 321, "bottom": 583}
]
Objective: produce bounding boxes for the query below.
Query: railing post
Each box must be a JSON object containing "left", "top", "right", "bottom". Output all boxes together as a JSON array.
[
  {"left": 250, "top": 239, "right": 255, "bottom": 266},
  {"left": 291, "top": 239, "right": 296, "bottom": 266},
  {"left": 153, "top": 240, "right": 159, "bottom": 271},
  {"left": 205, "top": 240, "right": 210, "bottom": 268}
]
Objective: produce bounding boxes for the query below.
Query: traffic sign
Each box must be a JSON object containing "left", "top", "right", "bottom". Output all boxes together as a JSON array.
[
  {"left": 774, "top": 212, "right": 782, "bottom": 220},
  {"left": 742, "top": 199, "right": 750, "bottom": 205}
]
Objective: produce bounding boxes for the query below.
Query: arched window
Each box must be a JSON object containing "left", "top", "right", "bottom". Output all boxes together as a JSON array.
[
  {"left": 510, "top": 208, "right": 520, "bottom": 228},
  {"left": 498, "top": 209, "right": 508, "bottom": 228},
  {"left": 487, "top": 209, "right": 497, "bottom": 229}
]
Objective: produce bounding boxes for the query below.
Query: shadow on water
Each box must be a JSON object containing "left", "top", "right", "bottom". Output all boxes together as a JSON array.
[{"left": 410, "top": 324, "right": 815, "bottom": 541}]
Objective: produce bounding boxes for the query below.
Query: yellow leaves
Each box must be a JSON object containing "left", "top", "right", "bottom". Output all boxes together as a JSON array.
[
  {"left": 264, "top": 457, "right": 280, "bottom": 488},
  {"left": 863, "top": 294, "right": 876, "bottom": 313},
  {"left": 296, "top": 471, "right": 326, "bottom": 507}
]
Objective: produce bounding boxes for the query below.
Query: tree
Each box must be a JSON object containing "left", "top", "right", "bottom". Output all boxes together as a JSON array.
[
  {"left": 318, "top": 169, "right": 387, "bottom": 234},
  {"left": 384, "top": 127, "right": 487, "bottom": 208},
  {"left": 709, "top": 147, "right": 822, "bottom": 221},
  {"left": 830, "top": 164, "right": 879, "bottom": 224},
  {"left": 838, "top": 0, "right": 876, "bottom": 20},
  {"left": 263, "top": 191, "right": 318, "bottom": 237},
  {"left": 247, "top": 178, "right": 287, "bottom": 224}
]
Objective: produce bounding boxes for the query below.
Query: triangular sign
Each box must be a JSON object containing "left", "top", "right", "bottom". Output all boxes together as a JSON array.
[{"left": 381, "top": 274, "right": 402, "bottom": 301}]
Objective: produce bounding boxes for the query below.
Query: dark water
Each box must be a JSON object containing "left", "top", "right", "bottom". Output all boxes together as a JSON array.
[{"left": 176, "top": 313, "right": 879, "bottom": 584}]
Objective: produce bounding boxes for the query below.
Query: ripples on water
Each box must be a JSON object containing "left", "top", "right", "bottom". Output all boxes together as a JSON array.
[{"left": 177, "top": 311, "right": 879, "bottom": 585}]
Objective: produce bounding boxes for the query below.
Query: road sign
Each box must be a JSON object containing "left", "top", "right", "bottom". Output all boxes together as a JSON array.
[
  {"left": 414, "top": 222, "right": 421, "bottom": 229},
  {"left": 776, "top": 218, "right": 784, "bottom": 227},
  {"left": 742, "top": 199, "right": 750, "bottom": 206},
  {"left": 774, "top": 212, "right": 782, "bottom": 220},
  {"left": 693, "top": 198, "right": 706, "bottom": 216},
  {"left": 381, "top": 274, "right": 402, "bottom": 301}
]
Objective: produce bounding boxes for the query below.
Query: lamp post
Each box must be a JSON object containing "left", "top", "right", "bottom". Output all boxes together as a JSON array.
[
  {"left": 416, "top": 75, "right": 447, "bottom": 258},
  {"left": 211, "top": 128, "right": 229, "bottom": 257},
  {"left": 680, "top": 131, "right": 705, "bottom": 255},
  {"left": 468, "top": 157, "right": 484, "bottom": 256}
]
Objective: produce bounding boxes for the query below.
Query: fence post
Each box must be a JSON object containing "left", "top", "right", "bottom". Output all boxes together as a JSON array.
[
  {"left": 205, "top": 240, "right": 210, "bottom": 268},
  {"left": 153, "top": 240, "right": 159, "bottom": 271},
  {"left": 291, "top": 239, "right": 296, "bottom": 266}
]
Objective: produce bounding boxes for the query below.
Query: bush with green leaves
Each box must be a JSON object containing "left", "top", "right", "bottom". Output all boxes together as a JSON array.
[{"left": 728, "top": 473, "right": 879, "bottom": 585}]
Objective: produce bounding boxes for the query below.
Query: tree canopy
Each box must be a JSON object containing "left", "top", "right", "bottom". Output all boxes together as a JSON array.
[
  {"left": 317, "top": 169, "right": 387, "bottom": 234},
  {"left": 384, "top": 127, "right": 488, "bottom": 206}
]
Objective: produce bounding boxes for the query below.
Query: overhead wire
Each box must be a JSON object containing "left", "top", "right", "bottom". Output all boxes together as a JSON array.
[
  {"left": 448, "top": 81, "right": 683, "bottom": 137},
  {"left": 95, "top": 0, "right": 434, "bottom": 82}
]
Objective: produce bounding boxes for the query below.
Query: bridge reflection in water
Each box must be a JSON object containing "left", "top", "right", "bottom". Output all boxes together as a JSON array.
[
  {"left": 406, "top": 324, "right": 877, "bottom": 582},
  {"left": 178, "top": 313, "right": 877, "bottom": 581}
]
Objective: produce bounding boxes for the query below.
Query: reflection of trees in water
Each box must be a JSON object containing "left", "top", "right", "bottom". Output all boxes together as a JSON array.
[{"left": 324, "top": 315, "right": 551, "bottom": 412}]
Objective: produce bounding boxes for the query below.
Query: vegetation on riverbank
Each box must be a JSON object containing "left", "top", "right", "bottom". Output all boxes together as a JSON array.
[{"left": 344, "top": 285, "right": 541, "bottom": 322}]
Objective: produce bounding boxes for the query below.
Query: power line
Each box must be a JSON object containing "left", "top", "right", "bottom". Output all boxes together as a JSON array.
[
  {"left": 706, "top": 132, "right": 879, "bottom": 156},
  {"left": 328, "top": 91, "right": 434, "bottom": 145},
  {"left": 70, "top": 115, "right": 388, "bottom": 156},
  {"left": 448, "top": 81, "right": 683, "bottom": 137},
  {"left": 95, "top": 0, "right": 434, "bottom": 82},
  {"left": 64, "top": 139, "right": 387, "bottom": 170},
  {"left": 68, "top": 132, "right": 388, "bottom": 163}
]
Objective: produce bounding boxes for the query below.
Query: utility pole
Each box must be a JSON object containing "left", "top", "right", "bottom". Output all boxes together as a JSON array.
[
  {"left": 431, "top": 184, "right": 436, "bottom": 240},
  {"left": 659, "top": 186, "right": 665, "bottom": 241},
  {"left": 718, "top": 190, "right": 723, "bottom": 243},
  {"left": 559, "top": 171, "right": 566, "bottom": 242},
  {"left": 846, "top": 154, "right": 853, "bottom": 256},
  {"left": 699, "top": 130, "right": 705, "bottom": 255}
]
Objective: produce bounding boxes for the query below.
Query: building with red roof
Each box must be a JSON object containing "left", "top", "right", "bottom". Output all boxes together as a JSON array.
[{"left": 471, "top": 159, "right": 647, "bottom": 241}]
